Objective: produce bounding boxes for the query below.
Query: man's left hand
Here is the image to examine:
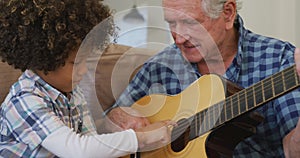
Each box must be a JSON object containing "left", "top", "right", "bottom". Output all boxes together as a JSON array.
[{"left": 283, "top": 48, "right": 300, "bottom": 158}]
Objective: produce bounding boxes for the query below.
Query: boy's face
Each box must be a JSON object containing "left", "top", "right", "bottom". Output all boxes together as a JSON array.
[{"left": 40, "top": 50, "right": 88, "bottom": 93}]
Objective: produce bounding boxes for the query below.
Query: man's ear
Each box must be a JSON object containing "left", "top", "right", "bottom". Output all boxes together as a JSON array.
[{"left": 223, "top": 0, "right": 237, "bottom": 30}]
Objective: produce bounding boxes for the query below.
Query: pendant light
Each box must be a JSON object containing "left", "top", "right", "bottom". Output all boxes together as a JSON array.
[{"left": 123, "top": 0, "right": 145, "bottom": 24}]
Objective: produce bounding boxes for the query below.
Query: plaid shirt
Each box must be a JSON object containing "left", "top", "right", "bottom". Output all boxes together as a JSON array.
[
  {"left": 0, "top": 70, "right": 96, "bottom": 158},
  {"left": 114, "top": 15, "right": 298, "bottom": 157}
]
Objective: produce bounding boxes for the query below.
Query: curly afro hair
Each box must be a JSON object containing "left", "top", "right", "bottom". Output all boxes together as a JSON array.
[{"left": 0, "top": 0, "right": 116, "bottom": 73}]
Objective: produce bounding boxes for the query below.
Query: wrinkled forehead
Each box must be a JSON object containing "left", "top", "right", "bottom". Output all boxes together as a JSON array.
[{"left": 162, "top": 0, "right": 203, "bottom": 19}]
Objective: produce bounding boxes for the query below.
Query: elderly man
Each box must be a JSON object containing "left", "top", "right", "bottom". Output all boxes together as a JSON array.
[{"left": 107, "top": 0, "right": 300, "bottom": 157}]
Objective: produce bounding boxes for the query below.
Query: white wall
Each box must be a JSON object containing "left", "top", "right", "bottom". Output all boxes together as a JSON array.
[
  {"left": 104, "top": 0, "right": 299, "bottom": 47},
  {"left": 239, "top": 0, "right": 299, "bottom": 46}
]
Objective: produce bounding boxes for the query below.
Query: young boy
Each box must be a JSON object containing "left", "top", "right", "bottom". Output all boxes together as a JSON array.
[{"left": 0, "top": 0, "right": 173, "bottom": 157}]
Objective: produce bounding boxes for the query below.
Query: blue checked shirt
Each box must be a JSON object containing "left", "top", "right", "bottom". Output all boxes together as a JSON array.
[
  {"left": 0, "top": 70, "right": 96, "bottom": 158},
  {"left": 113, "top": 15, "right": 298, "bottom": 157}
]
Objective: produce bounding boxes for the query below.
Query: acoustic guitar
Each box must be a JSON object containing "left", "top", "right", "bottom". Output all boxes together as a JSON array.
[{"left": 123, "top": 65, "right": 300, "bottom": 158}]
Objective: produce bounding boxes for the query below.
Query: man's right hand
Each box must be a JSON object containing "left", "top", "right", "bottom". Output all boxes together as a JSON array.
[{"left": 105, "top": 107, "right": 150, "bottom": 132}]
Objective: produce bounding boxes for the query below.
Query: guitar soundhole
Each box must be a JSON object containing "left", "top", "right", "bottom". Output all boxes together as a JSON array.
[{"left": 171, "top": 118, "right": 190, "bottom": 152}]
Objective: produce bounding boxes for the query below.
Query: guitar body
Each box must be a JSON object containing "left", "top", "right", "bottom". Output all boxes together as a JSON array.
[
  {"left": 123, "top": 74, "right": 227, "bottom": 158},
  {"left": 121, "top": 66, "right": 300, "bottom": 158}
]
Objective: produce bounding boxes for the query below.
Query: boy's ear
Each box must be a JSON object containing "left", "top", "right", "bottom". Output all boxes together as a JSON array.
[{"left": 223, "top": 0, "right": 237, "bottom": 30}]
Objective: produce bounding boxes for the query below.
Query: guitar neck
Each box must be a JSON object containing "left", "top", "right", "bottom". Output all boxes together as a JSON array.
[{"left": 191, "top": 65, "right": 300, "bottom": 137}]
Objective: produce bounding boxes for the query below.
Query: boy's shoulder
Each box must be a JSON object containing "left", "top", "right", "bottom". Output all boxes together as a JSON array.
[
  {"left": 7, "top": 75, "right": 35, "bottom": 99},
  {"left": 3, "top": 71, "right": 40, "bottom": 102}
]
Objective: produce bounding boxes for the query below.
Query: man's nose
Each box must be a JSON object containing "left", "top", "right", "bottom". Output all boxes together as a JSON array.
[
  {"left": 174, "top": 32, "right": 190, "bottom": 44},
  {"left": 173, "top": 24, "right": 190, "bottom": 44}
]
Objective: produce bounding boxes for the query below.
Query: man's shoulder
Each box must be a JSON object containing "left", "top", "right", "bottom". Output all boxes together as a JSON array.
[{"left": 243, "top": 29, "right": 294, "bottom": 49}]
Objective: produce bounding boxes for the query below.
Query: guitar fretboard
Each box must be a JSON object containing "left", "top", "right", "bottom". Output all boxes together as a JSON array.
[{"left": 190, "top": 65, "right": 300, "bottom": 137}]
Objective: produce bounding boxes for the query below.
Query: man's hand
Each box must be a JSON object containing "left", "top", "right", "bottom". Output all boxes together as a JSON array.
[
  {"left": 283, "top": 118, "right": 300, "bottom": 158},
  {"left": 295, "top": 48, "right": 300, "bottom": 76},
  {"left": 105, "top": 107, "right": 150, "bottom": 132},
  {"left": 283, "top": 48, "right": 300, "bottom": 158}
]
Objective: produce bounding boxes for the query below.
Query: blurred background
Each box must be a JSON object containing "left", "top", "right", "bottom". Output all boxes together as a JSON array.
[{"left": 103, "top": 0, "right": 299, "bottom": 49}]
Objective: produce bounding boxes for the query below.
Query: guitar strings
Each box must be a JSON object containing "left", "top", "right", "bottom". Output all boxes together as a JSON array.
[
  {"left": 169, "top": 66, "right": 298, "bottom": 148},
  {"left": 192, "top": 66, "right": 297, "bottom": 133}
]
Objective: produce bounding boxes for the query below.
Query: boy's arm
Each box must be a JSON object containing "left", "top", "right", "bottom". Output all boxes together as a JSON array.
[{"left": 42, "top": 126, "right": 138, "bottom": 158}]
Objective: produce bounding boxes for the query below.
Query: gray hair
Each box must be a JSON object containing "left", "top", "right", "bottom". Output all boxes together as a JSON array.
[{"left": 201, "top": 0, "right": 242, "bottom": 19}]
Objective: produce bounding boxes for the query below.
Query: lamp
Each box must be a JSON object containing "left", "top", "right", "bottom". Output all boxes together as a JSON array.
[{"left": 123, "top": 0, "right": 145, "bottom": 24}]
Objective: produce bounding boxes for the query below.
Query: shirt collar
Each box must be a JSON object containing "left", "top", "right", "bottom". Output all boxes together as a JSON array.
[
  {"left": 24, "top": 70, "right": 62, "bottom": 101},
  {"left": 235, "top": 14, "right": 246, "bottom": 67},
  {"left": 172, "top": 44, "right": 201, "bottom": 76},
  {"left": 223, "top": 14, "right": 246, "bottom": 82}
]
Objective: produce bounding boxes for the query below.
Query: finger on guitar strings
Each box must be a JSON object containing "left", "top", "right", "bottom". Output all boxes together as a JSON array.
[{"left": 162, "top": 120, "right": 177, "bottom": 128}]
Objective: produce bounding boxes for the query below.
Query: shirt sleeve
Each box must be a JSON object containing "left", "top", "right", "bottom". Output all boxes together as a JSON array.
[
  {"left": 42, "top": 126, "right": 138, "bottom": 158},
  {"left": 2, "top": 94, "right": 65, "bottom": 150},
  {"left": 274, "top": 44, "right": 300, "bottom": 137},
  {"left": 275, "top": 90, "right": 300, "bottom": 136}
]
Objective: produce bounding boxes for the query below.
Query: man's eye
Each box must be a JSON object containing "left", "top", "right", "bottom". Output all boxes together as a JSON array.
[
  {"left": 166, "top": 20, "right": 176, "bottom": 26},
  {"left": 185, "top": 20, "right": 198, "bottom": 25}
]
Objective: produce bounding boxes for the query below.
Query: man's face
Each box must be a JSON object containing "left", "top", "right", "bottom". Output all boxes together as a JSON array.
[{"left": 163, "top": 0, "right": 227, "bottom": 63}]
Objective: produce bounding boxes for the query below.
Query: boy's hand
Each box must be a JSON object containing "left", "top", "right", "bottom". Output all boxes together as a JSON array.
[{"left": 135, "top": 120, "right": 176, "bottom": 151}]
